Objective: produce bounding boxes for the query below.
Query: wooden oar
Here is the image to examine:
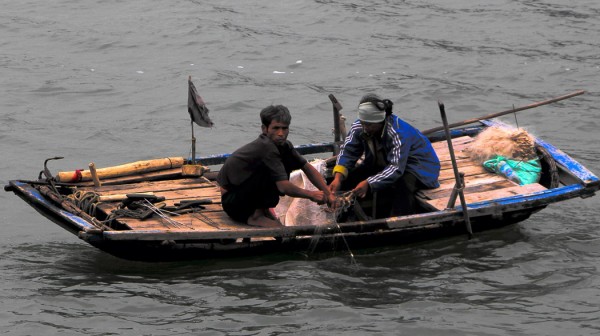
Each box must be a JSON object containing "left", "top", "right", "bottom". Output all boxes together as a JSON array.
[{"left": 423, "top": 90, "right": 585, "bottom": 135}]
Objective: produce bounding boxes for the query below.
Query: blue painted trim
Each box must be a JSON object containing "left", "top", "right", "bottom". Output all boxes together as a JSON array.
[
  {"left": 191, "top": 142, "right": 335, "bottom": 165},
  {"left": 426, "top": 126, "right": 482, "bottom": 142},
  {"left": 194, "top": 153, "right": 231, "bottom": 166},
  {"left": 455, "top": 184, "right": 585, "bottom": 211},
  {"left": 535, "top": 138, "right": 599, "bottom": 184},
  {"left": 13, "top": 181, "right": 97, "bottom": 231}
]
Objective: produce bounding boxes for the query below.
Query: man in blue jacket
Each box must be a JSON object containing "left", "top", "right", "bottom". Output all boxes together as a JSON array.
[{"left": 329, "top": 94, "right": 440, "bottom": 218}]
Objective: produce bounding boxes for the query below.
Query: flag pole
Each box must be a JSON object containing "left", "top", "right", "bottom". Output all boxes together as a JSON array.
[
  {"left": 190, "top": 119, "right": 196, "bottom": 165},
  {"left": 189, "top": 76, "right": 197, "bottom": 165},
  {"left": 182, "top": 75, "right": 206, "bottom": 176}
]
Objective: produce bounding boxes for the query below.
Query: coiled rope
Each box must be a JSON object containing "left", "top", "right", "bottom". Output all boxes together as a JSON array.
[{"left": 66, "top": 190, "right": 100, "bottom": 218}]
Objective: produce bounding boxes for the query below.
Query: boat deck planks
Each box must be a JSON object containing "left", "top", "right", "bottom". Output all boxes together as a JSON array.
[
  {"left": 117, "top": 212, "right": 249, "bottom": 232},
  {"left": 75, "top": 135, "right": 548, "bottom": 231},
  {"left": 417, "top": 136, "right": 547, "bottom": 211},
  {"left": 79, "top": 177, "right": 234, "bottom": 232}
]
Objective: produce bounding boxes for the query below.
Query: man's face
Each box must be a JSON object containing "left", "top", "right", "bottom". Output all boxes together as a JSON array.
[
  {"left": 262, "top": 120, "right": 289, "bottom": 146},
  {"left": 361, "top": 121, "right": 384, "bottom": 137}
]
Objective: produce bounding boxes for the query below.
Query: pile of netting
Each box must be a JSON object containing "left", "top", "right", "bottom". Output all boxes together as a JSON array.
[
  {"left": 464, "top": 125, "right": 541, "bottom": 185},
  {"left": 275, "top": 159, "right": 347, "bottom": 226}
]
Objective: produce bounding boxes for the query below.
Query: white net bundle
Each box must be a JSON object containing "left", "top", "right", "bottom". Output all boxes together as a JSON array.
[
  {"left": 274, "top": 159, "right": 335, "bottom": 226},
  {"left": 464, "top": 125, "right": 537, "bottom": 163}
]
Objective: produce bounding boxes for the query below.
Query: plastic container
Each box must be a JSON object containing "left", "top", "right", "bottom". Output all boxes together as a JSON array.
[{"left": 497, "top": 161, "right": 522, "bottom": 184}]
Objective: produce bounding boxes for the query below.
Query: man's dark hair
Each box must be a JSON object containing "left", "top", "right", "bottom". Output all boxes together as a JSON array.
[
  {"left": 260, "top": 105, "right": 292, "bottom": 127},
  {"left": 359, "top": 93, "right": 394, "bottom": 116}
]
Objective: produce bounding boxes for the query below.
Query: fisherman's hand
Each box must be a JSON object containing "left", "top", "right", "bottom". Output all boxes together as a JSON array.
[
  {"left": 353, "top": 180, "right": 370, "bottom": 198},
  {"left": 328, "top": 174, "right": 343, "bottom": 194},
  {"left": 310, "top": 190, "right": 326, "bottom": 204},
  {"left": 326, "top": 193, "right": 337, "bottom": 209}
]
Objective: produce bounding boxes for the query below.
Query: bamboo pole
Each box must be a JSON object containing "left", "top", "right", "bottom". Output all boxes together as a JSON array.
[
  {"left": 439, "top": 101, "right": 473, "bottom": 238},
  {"left": 423, "top": 90, "right": 585, "bottom": 135},
  {"left": 57, "top": 157, "right": 185, "bottom": 183}
]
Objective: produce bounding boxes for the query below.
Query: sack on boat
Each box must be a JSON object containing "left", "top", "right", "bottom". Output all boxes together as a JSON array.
[
  {"left": 483, "top": 155, "right": 541, "bottom": 185},
  {"left": 274, "top": 159, "right": 335, "bottom": 226}
]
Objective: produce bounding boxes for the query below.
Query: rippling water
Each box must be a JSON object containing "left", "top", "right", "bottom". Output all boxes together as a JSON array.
[{"left": 2, "top": 1, "right": 600, "bottom": 335}]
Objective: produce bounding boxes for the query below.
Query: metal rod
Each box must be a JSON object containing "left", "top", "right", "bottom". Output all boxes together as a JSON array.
[{"left": 438, "top": 101, "right": 474, "bottom": 238}]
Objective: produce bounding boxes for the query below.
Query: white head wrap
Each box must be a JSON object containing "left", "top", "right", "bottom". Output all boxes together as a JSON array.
[{"left": 358, "top": 102, "right": 385, "bottom": 123}]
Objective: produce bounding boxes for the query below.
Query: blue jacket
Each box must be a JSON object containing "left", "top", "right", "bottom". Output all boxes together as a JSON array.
[{"left": 334, "top": 114, "right": 440, "bottom": 191}]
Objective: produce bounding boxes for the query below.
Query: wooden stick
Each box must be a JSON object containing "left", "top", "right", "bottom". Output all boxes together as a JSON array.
[
  {"left": 89, "top": 162, "right": 102, "bottom": 187},
  {"left": 329, "top": 94, "right": 343, "bottom": 155},
  {"left": 423, "top": 90, "right": 585, "bottom": 135},
  {"left": 439, "top": 102, "right": 473, "bottom": 238},
  {"left": 329, "top": 94, "right": 342, "bottom": 143}
]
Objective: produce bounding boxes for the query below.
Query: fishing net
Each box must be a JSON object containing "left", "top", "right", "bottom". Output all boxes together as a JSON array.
[
  {"left": 274, "top": 159, "right": 336, "bottom": 226},
  {"left": 465, "top": 126, "right": 541, "bottom": 185},
  {"left": 465, "top": 126, "right": 538, "bottom": 162},
  {"left": 273, "top": 160, "right": 358, "bottom": 263}
]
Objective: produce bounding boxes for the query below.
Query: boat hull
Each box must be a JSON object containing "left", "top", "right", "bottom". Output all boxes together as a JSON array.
[
  {"left": 6, "top": 122, "right": 599, "bottom": 261},
  {"left": 5, "top": 179, "right": 556, "bottom": 262},
  {"left": 8, "top": 180, "right": 542, "bottom": 261}
]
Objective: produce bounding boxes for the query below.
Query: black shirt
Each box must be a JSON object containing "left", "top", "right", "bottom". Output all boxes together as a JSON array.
[{"left": 217, "top": 134, "right": 307, "bottom": 189}]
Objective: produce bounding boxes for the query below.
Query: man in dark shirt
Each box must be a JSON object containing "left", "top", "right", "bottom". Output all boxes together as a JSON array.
[{"left": 217, "top": 105, "right": 334, "bottom": 227}]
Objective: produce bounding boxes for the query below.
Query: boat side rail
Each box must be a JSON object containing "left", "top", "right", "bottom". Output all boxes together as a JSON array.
[{"left": 195, "top": 142, "right": 336, "bottom": 166}]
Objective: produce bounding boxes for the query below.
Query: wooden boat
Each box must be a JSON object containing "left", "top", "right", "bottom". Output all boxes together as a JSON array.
[{"left": 5, "top": 115, "right": 599, "bottom": 261}]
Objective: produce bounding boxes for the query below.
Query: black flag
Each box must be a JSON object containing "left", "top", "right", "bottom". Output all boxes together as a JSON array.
[{"left": 188, "top": 77, "right": 213, "bottom": 127}]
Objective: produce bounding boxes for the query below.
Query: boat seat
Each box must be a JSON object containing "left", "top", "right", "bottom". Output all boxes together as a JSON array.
[{"left": 416, "top": 136, "right": 547, "bottom": 212}]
